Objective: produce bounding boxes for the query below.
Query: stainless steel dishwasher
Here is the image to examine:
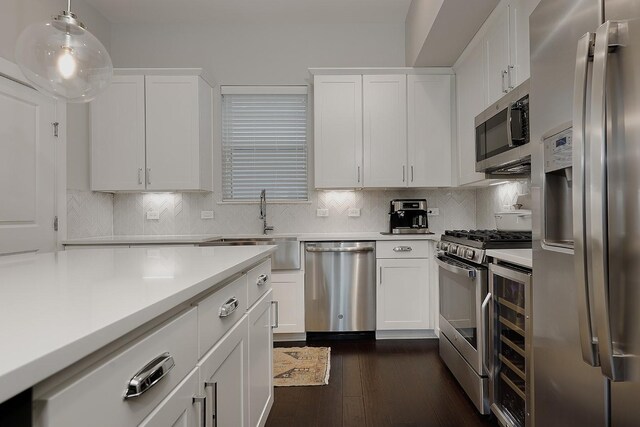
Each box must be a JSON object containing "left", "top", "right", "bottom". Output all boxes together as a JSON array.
[{"left": 304, "top": 241, "right": 376, "bottom": 332}]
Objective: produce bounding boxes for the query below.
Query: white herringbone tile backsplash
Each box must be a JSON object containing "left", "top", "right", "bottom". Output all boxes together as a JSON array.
[
  {"left": 67, "top": 190, "right": 114, "bottom": 238},
  {"left": 105, "top": 188, "right": 478, "bottom": 237},
  {"left": 67, "top": 183, "right": 530, "bottom": 239},
  {"left": 475, "top": 180, "right": 532, "bottom": 229}
]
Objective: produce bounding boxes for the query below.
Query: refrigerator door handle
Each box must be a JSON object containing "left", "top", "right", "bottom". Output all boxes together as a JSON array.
[
  {"left": 589, "top": 20, "right": 624, "bottom": 382},
  {"left": 573, "top": 32, "right": 599, "bottom": 367}
]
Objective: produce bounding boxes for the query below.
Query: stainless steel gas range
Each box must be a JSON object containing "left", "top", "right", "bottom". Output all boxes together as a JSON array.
[{"left": 436, "top": 230, "right": 531, "bottom": 416}]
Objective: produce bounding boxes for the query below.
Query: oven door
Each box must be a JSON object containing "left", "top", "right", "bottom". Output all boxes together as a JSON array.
[{"left": 437, "top": 253, "right": 488, "bottom": 375}]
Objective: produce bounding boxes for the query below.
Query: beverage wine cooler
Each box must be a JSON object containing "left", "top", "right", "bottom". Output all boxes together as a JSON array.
[{"left": 488, "top": 262, "right": 532, "bottom": 427}]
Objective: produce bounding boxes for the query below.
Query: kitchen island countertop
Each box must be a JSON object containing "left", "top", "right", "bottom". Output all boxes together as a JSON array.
[{"left": 0, "top": 245, "right": 275, "bottom": 403}]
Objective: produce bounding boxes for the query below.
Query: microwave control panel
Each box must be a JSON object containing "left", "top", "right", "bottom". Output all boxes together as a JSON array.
[{"left": 544, "top": 127, "right": 572, "bottom": 173}]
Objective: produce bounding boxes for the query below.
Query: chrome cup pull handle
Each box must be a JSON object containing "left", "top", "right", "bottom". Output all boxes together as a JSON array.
[
  {"left": 256, "top": 274, "right": 269, "bottom": 286},
  {"left": 218, "top": 297, "right": 239, "bottom": 318},
  {"left": 124, "top": 352, "right": 175, "bottom": 399},
  {"left": 393, "top": 246, "right": 412, "bottom": 252}
]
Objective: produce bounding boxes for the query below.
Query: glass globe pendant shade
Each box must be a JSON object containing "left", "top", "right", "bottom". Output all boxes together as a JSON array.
[{"left": 15, "top": 9, "right": 113, "bottom": 103}]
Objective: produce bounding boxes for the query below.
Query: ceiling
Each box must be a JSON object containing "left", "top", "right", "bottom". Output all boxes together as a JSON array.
[{"left": 83, "top": 0, "right": 413, "bottom": 25}]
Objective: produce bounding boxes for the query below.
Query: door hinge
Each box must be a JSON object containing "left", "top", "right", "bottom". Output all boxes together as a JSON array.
[
  {"left": 53, "top": 216, "right": 59, "bottom": 231},
  {"left": 52, "top": 122, "right": 59, "bottom": 138}
]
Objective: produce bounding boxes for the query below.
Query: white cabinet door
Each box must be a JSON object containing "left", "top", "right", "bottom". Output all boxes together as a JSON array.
[
  {"left": 139, "top": 369, "right": 201, "bottom": 427},
  {"left": 145, "top": 76, "right": 202, "bottom": 191},
  {"left": 376, "top": 258, "right": 430, "bottom": 330},
  {"left": 313, "top": 75, "right": 362, "bottom": 189},
  {"left": 199, "top": 316, "right": 249, "bottom": 427},
  {"left": 407, "top": 74, "right": 453, "bottom": 187},
  {"left": 0, "top": 74, "right": 57, "bottom": 255},
  {"left": 363, "top": 75, "right": 407, "bottom": 188},
  {"left": 455, "top": 40, "right": 488, "bottom": 186},
  {"left": 509, "top": 0, "right": 542, "bottom": 87},
  {"left": 485, "top": 4, "right": 511, "bottom": 105},
  {"left": 248, "top": 290, "right": 274, "bottom": 427},
  {"left": 91, "top": 75, "right": 146, "bottom": 191},
  {"left": 271, "top": 271, "right": 305, "bottom": 334}
]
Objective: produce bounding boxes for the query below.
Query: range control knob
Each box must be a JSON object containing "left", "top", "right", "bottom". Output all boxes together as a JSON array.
[
  {"left": 448, "top": 244, "right": 458, "bottom": 254},
  {"left": 465, "top": 249, "right": 475, "bottom": 260}
]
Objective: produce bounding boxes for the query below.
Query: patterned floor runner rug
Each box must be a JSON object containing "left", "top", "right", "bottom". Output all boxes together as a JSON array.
[{"left": 273, "top": 346, "right": 331, "bottom": 387}]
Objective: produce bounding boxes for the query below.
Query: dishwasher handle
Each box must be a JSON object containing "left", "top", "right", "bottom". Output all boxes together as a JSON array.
[{"left": 306, "top": 246, "right": 374, "bottom": 253}]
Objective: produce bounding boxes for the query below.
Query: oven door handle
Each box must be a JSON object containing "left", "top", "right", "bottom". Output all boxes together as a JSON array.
[
  {"left": 435, "top": 255, "right": 477, "bottom": 279},
  {"left": 481, "top": 292, "right": 493, "bottom": 376}
]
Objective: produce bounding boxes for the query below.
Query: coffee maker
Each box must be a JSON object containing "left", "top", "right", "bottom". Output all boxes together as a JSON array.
[{"left": 385, "top": 199, "right": 431, "bottom": 234}]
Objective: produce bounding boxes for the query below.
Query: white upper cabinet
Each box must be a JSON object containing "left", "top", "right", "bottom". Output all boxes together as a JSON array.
[
  {"left": 91, "top": 69, "right": 213, "bottom": 192},
  {"left": 485, "top": 4, "right": 511, "bottom": 105},
  {"left": 407, "top": 74, "right": 453, "bottom": 187},
  {"left": 453, "top": 0, "right": 539, "bottom": 186},
  {"left": 363, "top": 75, "right": 407, "bottom": 188},
  {"left": 313, "top": 74, "right": 363, "bottom": 189},
  {"left": 455, "top": 40, "right": 488, "bottom": 186},
  {"left": 91, "top": 75, "right": 146, "bottom": 191},
  {"left": 312, "top": 69, "right": 454, "bottom": 189}
]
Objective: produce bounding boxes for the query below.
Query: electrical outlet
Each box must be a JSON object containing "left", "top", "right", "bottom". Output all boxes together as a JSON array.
[
  {"left": 347, "top": 208, "right": 361, "bottom": 217},
  {"left": 146, "top": 210, "right": 160, "bottom": 220},
  {"left": 316, "top": 208, "right": 329, "bottom": 217},
  {"left": 427, "top": 208, "right": 440, "bottom": 216},
  {"left": 201, "top": 210, "right": 214, "bottom": 219}
]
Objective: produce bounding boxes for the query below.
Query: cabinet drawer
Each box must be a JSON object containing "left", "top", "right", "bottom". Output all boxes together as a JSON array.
[
  {"left": 197, "top": 274, "right": 248, "bottom": 358},
  {"left": 35, "top": 308, "right": 198, "bottom": 427},
  {"left": 247, "top": 259, "right": 272, "bottom": 309},
  {"left": 376, "top": 240, "right": 430, "bottom": 259}
]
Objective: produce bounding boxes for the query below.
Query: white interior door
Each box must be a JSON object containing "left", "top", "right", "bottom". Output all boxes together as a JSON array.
[{"left": 0, "top": 75, "right": 57, "bottom": 255}]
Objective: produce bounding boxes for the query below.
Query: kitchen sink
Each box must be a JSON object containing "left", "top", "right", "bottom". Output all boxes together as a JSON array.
[{"left": 202, "top": 237, "right": 300, "bottom": 270}]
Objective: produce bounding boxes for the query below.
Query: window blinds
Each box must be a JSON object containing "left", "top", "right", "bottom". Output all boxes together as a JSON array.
[{"left": 221, "top": 89, "right": 308, "bottom": 201}]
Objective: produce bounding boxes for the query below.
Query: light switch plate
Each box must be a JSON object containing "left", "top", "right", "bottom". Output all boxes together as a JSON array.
[
  {"left": 348, "top": 208, "right": 361, "bottom": 217},
  {"left": 146, "top": 210, "right": 160, "bottom": 220},
  {"left": 427, "top": 208, "right": 439, "bottom": 216},
  {"left": 316, "top": 208, "right": 329, "bottom": 217},
  {"left": 201, "top": 210, "right": 214, "bottom": 219}
]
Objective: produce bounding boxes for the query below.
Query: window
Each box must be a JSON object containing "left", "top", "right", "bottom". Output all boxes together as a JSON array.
[{"left": 221, "top": 86, "right": 308, "bottom": 201}]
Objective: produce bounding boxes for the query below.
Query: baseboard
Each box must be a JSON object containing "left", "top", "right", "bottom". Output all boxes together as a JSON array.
[
  {"left": 274, "top": 332, "right": 306, "bottom": 342},
  {"left": 375, "top": 329, "right": 438, "bottom": 340}
]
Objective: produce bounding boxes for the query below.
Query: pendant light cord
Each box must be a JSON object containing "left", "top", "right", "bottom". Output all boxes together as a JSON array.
[{"left": 67, "top": 0, "right": 72, "bottom": 12}]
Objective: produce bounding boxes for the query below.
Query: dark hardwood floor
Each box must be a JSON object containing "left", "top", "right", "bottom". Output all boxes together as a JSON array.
[{"left": 266, "top": 338, "right": 497, "bottom": 427}]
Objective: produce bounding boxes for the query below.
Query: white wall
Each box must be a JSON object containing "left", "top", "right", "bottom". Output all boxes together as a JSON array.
[
  {"left": 405, "top": 0, "right": 444, "bottom": 66},
  {"left": 109, "top": 22, "right": 405, "bottom": 84},
  {"left": 0, "top": 0, "right": 112, "bottom": 192}
]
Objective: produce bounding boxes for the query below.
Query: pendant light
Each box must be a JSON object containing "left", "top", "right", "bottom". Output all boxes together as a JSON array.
[{"left": 15, "top": 0, "right": 113, "bottom": 103}]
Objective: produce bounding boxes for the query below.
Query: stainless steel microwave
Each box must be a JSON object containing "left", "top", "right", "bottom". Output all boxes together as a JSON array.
[{"left": 475, "top": 79, "right": 531, "bottom": 176}]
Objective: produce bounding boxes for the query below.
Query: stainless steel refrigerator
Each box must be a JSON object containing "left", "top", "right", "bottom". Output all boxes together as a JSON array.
[{"left": 531, "top": 0, "right": 640, "bottom": 426}]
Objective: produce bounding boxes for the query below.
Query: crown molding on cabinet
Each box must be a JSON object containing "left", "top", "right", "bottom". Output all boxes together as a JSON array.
[
  {"left": 114, "top": 68, "right": 217, "bottom": 88},
  {"left": 308, "top": 67, "right": 454, "bottom": 76}
]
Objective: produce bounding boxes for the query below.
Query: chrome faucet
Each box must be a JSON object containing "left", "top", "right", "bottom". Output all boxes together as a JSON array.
[{"left": 259, "top": 189, "right": 274, "bottom": 235}]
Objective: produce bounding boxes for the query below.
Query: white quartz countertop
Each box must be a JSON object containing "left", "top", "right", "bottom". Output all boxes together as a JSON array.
[
  {"left": 0, "top": 245, "right": 275, "bottom": 403},
  {"left": 486, "top": 249, "right": 532, "bottom": 269},
  {"left": 62, "top": 232, "right": 439, "bottom": 245}
]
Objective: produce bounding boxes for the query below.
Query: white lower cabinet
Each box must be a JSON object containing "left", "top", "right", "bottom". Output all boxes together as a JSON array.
[
  {"left": 139, "top": 368, "right": 202, "bottom": 427},
  {"left": 271, "top": 271, "right": 305, "bottom": 334},
  {"left": 248, "top": 290, "right": 274, "bottom": 427},
  {"left": 376, "top": 241, "right": 431, "bottom": 331},
  {"left": 33, "top": 258, "right": 274, "bottom": 427},
  {"left": 198, "top": 316, "right": 250, "bottom": 427}
]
